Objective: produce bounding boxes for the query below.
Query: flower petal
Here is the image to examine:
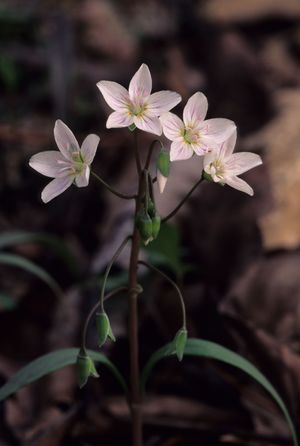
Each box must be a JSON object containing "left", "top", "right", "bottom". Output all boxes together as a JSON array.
[
  {"left": 147, "top": 91, "right": 182, "bottom": 116},
  {"left": 225, "top": 175, "right": 254, "bottom": 196},
  {"left": 133, "top": 114, "right": 162, "bottom": 136},
  {"left": 75, "top": 165, "right": 90, "bottom": 188},
  {"left": 97, "top": 81, "right": 129, "bottom": 111},
  {"left": 54, "top": 120, "right": 79, "bottom": 160},
  {"left": 129, "top": 64, "right": 152, "bottom": 99},
  {"left": 41, "top": 177, "right": 73, "bottom": 203},
  {"left": 183, "top": 92, "right": 208, "bottom": 126},
  {"left": 229, "top": 152, "right": 262, "bottom": 176},
  {"left": 160, "top": 112, "right": 184, "bottom": 141},
  {"left": 219, "top": 129, "right": 237, "bottom": 159},
  {"left": 203, "top": 151, "right": 217, "bottom": 169},
  {"left": 29, "top": 151, "right": 68, "bottom": 178},
  {"left": 192, "top": 139, "right": 214, "bottom": 156},
  {"left": 106, "top": 111, "right": 133, "bottom": 129},
  {"left": 157, "top": 171, "right": 168, "bottom": 193},
  {"left": 170, "top": 141, "right": 193, "bottom": 161},
  {"left": 81, "top": 134, "right": 100, "bottom": 165},
  {"left": 200, "top": 118, "right": 236, "bottom": 144}
]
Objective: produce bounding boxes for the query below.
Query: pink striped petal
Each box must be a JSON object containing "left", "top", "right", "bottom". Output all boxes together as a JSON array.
[
  {"left": 41, "top": 176, "right": 73, "bottom": 203},
  {"left": 183, "top": 92, "right": 208, "bottom": 126},
  {"left": 219, "top": 129, "right": 237, "bottom": 159},
  {"left": 106, "top": 111, "right": 133, "bottom": 129},
  {"left": 29, "top": 151, "right": 68, "bottom": 178},
  {"left": 147, "top": 91, "right": 181, "bottom": 116},
  {"left": 225, "top": 175, "right": 254, "bottom": 196},
  {"left": 81, "top": 134, "right": 100, "bottom": 165},
  {"left": 229, "top": 152, "right": 262, "bottom": 176},
  {"left": 97, "top": 81, "right": 129, "bottom": 111},
  {"left": 129, "top": 64, "right": 152, "bottom": 99},
  {"left": 133, "top": 114, "right": 162, "bottom": 136},
  {"left": 160, "top": 112, "right": 184, "bottom": 141},
  {"left": 54, "top": 120, "right": 79, "bottom": 160},
  {"left": 75, "top": 165, "right": 90, "bottom": 188},
  {"left": 170, "top": 141, "right": 193, "bottom": 161},
  {"left": 200, "top": 118, "right": 236, "bottom": 144}
]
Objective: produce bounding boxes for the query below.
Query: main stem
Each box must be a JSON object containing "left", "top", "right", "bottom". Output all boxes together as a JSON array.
[{"left": 128, "top": 172, "right": 143, "bottom": 446}]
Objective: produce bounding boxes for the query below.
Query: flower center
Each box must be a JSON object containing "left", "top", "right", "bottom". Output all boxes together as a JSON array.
[
  {"left": 207, "top": 159, "right": 225, "bottom": 181},
  {"left": 71, "top": 151, "right": 84, "bottom": 174},
  {"left": 182, "top": 127, "right": 200, "bottom": 145},
  {"left": 128, "top": 100, "right": 147, "bottom": 117}
]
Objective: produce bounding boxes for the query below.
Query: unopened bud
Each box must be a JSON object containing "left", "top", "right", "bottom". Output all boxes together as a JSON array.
[
  {"left": 147, "top": 198, "right": 156, "bottom": 218},
  {"left": 156, "top": 149, "right": 170, "bottom": 193},
  {"left": 136, "top": 209, "right": 153, "bottom": 245},
  {"left": 76, "top": 349, "right": 99, "bottom": 388},
  {"left": 96, "top": 312, "right": 115, "bottom": 348},
  {"left": 173, "top": 328, "right": 188, "bottom": 362},
  {"left": 151, "top": 214, "right": 161, "bottom": 239},
  {"left": 157, "top": 171, "right": 168, "bottom": 194}
]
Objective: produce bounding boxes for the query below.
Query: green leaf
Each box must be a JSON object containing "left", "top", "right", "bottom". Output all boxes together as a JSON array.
[
  {"left": 0, "top": 253, "right": 62, "bottom": 299},
  {"left": 0, "top": 292, "right": 17, "bottom": 311},
  {"left": 141, "top": 338, "right": 298, "bottom": 446},
  {"left": 0, "top": 231, "right": 78, "bottom": 275},
  {"left": 0, "top": 348, "right": 127, "bottom": 401}
]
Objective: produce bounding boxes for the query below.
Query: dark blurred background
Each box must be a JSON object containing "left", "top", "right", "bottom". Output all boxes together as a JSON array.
[{"left": 1, "top": 1, "right": 300, "bottom": 445}]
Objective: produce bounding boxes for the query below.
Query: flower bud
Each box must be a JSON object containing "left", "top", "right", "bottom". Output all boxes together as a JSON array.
[
  {"left": 173, "top": 328, "right": 188, "bottom": 361},
  {"left": 136, "top": 209, "right": 153, "bottom": 245},
  {"left": 156, "top": 149, "right": 170, "bottom": 193},
  {"left": 96, "top": 312, "right": 116, "bottom": 348},
  {"left": 76, "top": 349, "right": 99, "bottom": 388},
  {"left": 151, "top": 214, "right": 161, "bottom": 239},
  {"left": 147, "top": 198, "right": 156, "bottom": 218}
]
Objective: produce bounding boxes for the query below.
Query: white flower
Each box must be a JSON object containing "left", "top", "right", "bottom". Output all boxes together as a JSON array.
[
  {"left": 203, "top": 130, "right": 262, "bottom": 196},
  {"left": 160, "top": 92, "right": 236, "bottom": 161},
  {"left": 29, "top": 120, "right": 99, "bottom": 203},
  {"left": 97, "top": 63, "right": 181, "bottom": 136}
]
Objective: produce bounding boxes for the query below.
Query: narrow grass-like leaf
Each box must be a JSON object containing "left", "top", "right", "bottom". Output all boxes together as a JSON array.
[
  {"left": 0, "top": 231, "right": 78, "bottom": 274},
  {"left": 141, "top": 338, "right": 298, "bottom": 446},
  {"left": 0, "top": 348, "right": 127, "bottom": 401},
  {"left": 0, "top": 253, "right": 62, "bottom": 299}
]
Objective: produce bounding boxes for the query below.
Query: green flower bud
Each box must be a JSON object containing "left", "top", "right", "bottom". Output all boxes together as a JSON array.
[
  {"left": 76, "top": 349, "right": 99, "bottom": 389},
  {"left": 151, "top": 214, "right": 161, "bottom": 239},
  {"left": 156, "top": 149, "right": 170, "bottom": 193},
  {"left": 147, "top": 198, "right": 156, "bottom": 218},
  {"left": 96, "top": 312, "right": 116, "bottom": 348},
  {"left": 156, "top": 148, "right": 170, "bottom": 178},
  {"left": 173, "top": 328, "right": 188, "bottom": 362},
  {"left": 136, "top": 209, "right": 153, "bottom": 245}
]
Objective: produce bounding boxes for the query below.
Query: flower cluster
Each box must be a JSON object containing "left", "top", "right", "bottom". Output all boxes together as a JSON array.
[{"left": 29, "top": 63, "right": 262, "bottom": 201}]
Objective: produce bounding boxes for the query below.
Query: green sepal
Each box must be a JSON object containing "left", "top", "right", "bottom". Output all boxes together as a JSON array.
[
  {"left": 151, "top": 214, "right": 161, "bottom": 239},
  {"left": 156, "top": 148, "right": 170, "bottom": 178},
  {"left": 203, "top": 171, "right": 225, "bottom": 186},
  {"left": 203, "top": 171, "right": 213, "bottom": 182},
  {"left": 147, "top": 199, "right": 156, "bottom": 218},
  {"left": 173, "top": 328, "right": 188, "bottom": 361},
  {"left": 136, "top": 209, "right": 153, "bottom": 245},
  {"left": 128, "top": 123, "right": 136, "bottom": 132},
  {"left": 76, "top": 349, "right": 99, "bottom": 388},
  {"left": 96, "top": 312, "right": 115, "bottom": 347}
]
